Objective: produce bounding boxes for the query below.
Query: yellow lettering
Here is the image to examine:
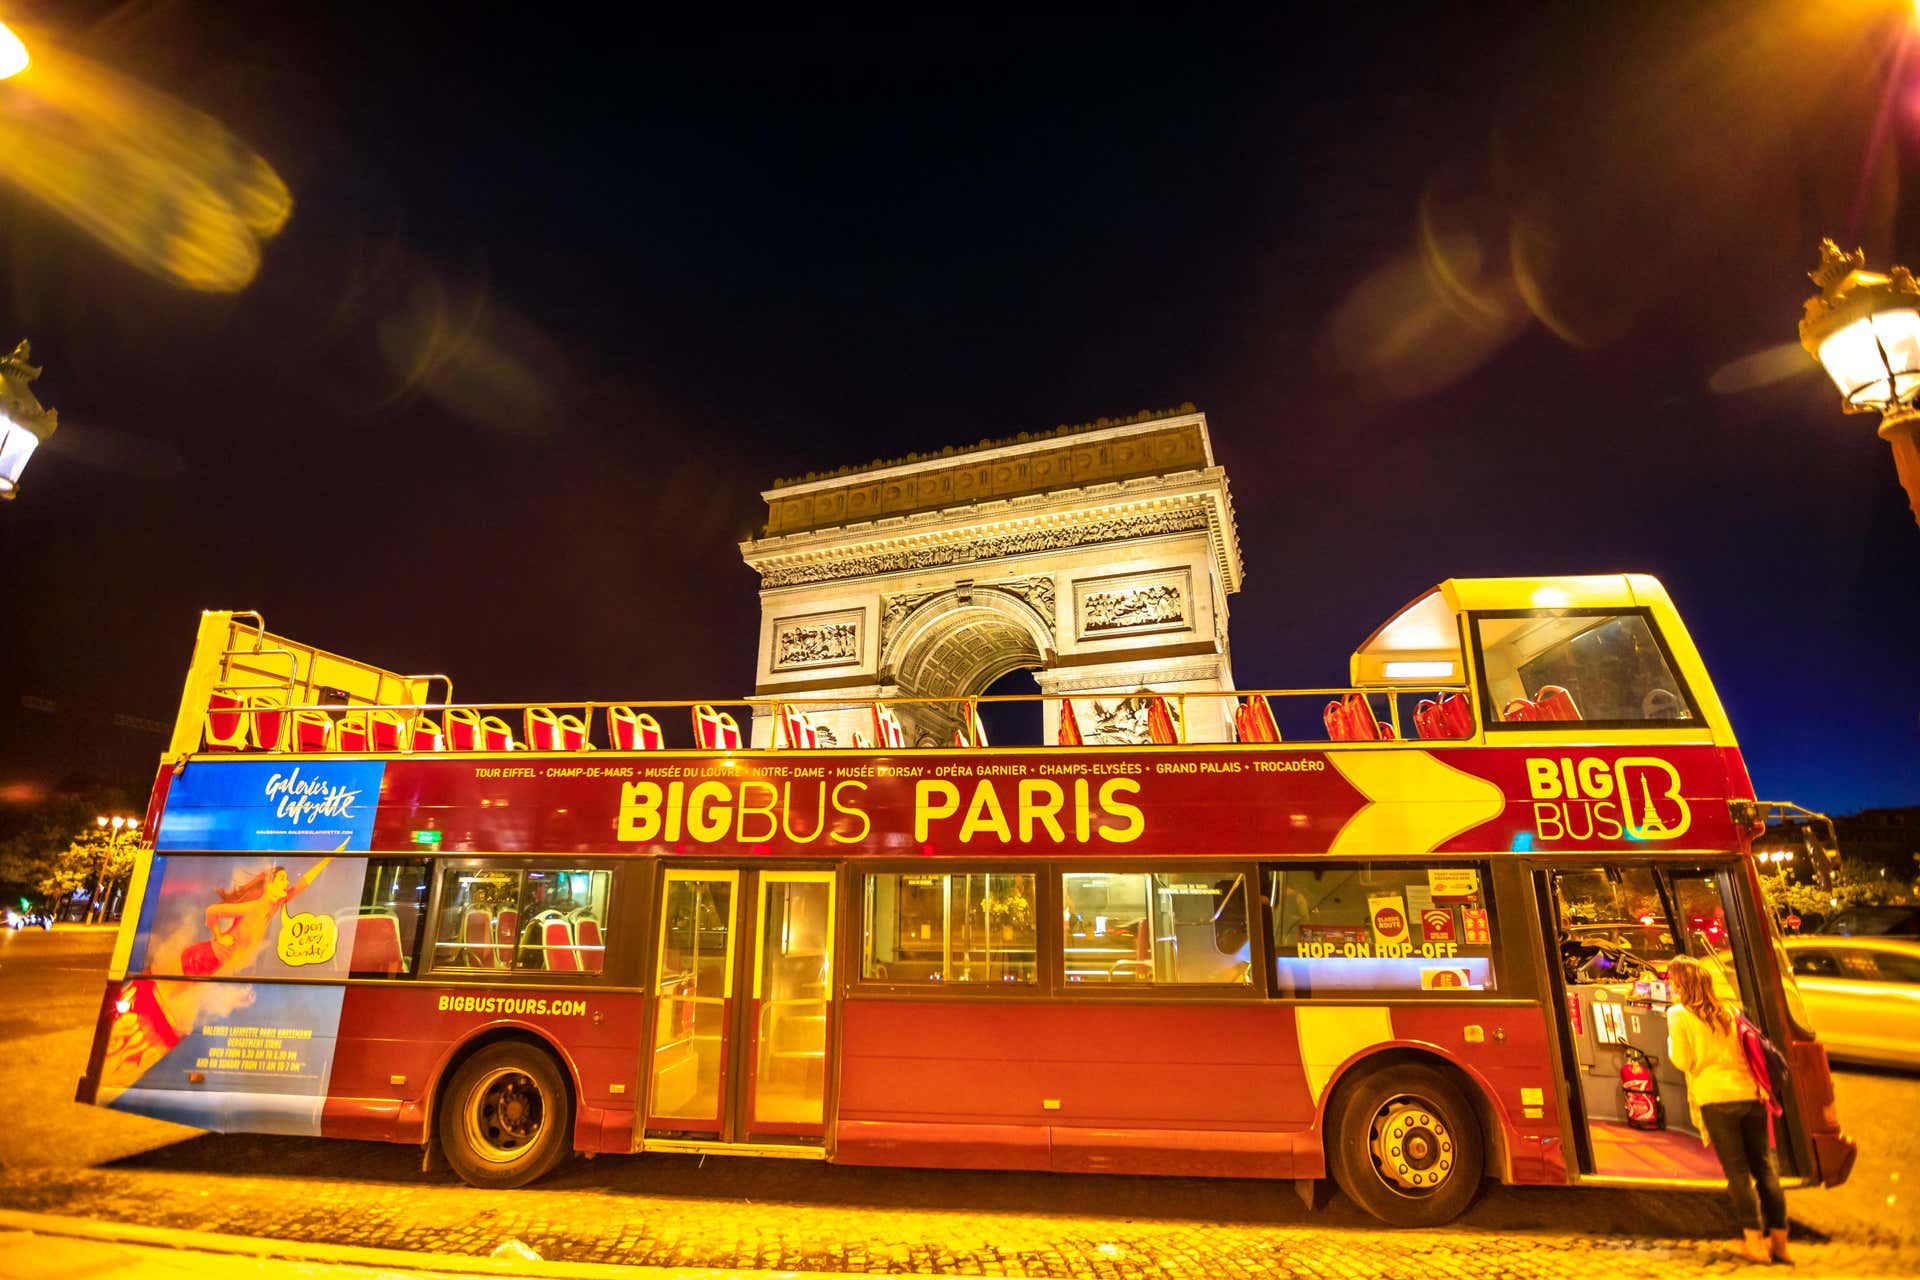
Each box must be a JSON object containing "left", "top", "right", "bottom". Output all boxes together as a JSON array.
[
  {"left": 664, "top": 780, "right": 685, "bottom": 843},
  {"left": 1533, "top": 800, "right": 1565, "bottom": 842},
  {"left": 686, "top": 781, "right": 730, "bottom": 842},
  {"left": 829, "top": 780, "right": 870, "bottom": 844},
  {"left": 1096, "top": 778, "right": 1144, "bottom": 843},
  {"left": 959, "top": 781, "right": 1012, "bottom": 844},
  {"left": 781, "top": 781, "right": 826, "bottom": 843},
  {"left": 618, "top": 781, "right": 662, "bottom": 841},
  {"left": 1576, "top": 757, "right": 1613, "bottom": 800},
  {"left": 1073, "top": 778, "right": 1092, "bottom": 842},
  {"left": 1018, "top": 779, "right": 1066, "bottom": 842},
  {"left": 735, "top": 781, "right": 778, "bottom": 844},
  {"left": 1526, "top": 758, "right": 1561, "bottom": 800},
  {"left": 915, "top": 780, "right": 961, "bottom": 841}
]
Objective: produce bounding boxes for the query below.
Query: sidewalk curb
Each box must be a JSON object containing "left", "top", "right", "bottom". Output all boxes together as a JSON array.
[{"left": 0, "top": 1209, "right": 935, "bottom": 1279}]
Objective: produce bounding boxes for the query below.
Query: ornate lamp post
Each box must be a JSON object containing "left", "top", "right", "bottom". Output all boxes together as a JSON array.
[
  {"left": 0, "top": 340, "right": 58, "bottom": 501},
  {"left": 88, "top": 814, "right": 139, "bottom": 923},
  {"left": 1800, "top": 240, "right": 1920, "bottom": 530}
]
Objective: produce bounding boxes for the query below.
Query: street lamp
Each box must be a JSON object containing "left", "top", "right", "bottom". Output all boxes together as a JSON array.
[
  {"left": 0, "top": 340, "right": 58, "bottom": 501},
  {"left": 1799, "top": 239, "right": 1920, "bottom": 529}
]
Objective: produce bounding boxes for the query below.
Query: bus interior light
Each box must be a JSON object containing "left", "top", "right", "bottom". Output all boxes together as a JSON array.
[{"left": 1383, "top": 660, "right": 1456, "bottom": 679}]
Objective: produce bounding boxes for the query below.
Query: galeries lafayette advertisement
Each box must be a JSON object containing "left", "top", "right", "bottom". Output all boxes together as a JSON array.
[{"left": 157, "top": 745, "right": 1738, "bottom": 860}]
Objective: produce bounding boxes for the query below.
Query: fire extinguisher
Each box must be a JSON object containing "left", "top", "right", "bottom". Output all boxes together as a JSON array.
[{"left": 1619, "top": 1046, "right": 1666, "bottom": 1131}]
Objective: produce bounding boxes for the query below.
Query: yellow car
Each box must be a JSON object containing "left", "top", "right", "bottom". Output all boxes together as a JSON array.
[{"left": 1783, "top": 936, "right": 1920, "bottom": 1070}]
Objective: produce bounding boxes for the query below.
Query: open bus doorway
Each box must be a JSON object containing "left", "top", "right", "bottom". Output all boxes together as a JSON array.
[{"left": 1537, "top": 863, "right": 1784, "bottom": 1184}]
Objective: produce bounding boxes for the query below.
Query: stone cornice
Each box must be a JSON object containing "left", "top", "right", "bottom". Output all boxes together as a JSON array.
[
  {"left": 733, "top": 477, "right": 1244, "bottom": 598},
  {"left": 743, "top": 468, "right": 1242, "bottom": 594}
]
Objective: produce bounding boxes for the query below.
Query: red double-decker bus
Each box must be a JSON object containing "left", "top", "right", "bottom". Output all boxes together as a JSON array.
[{"left": 76, "top": 574, "right": 1854, "bottom": 1225}]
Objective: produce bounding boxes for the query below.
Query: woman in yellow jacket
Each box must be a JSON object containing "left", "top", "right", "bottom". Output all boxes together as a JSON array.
[{"left": 1666, "top": 955, "right": 1788, "bottom": 1265}]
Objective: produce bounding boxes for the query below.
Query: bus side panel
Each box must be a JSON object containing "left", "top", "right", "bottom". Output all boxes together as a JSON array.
[
  {"left": 1385, "top": 1005, "right": 1568, "bottom": 1185},
  {"left": 323, "top": 986, "right": 645, "bottom": 1153},
  {"left": 835, "top": 1000, "right": 1312, "bottom": 1177}
]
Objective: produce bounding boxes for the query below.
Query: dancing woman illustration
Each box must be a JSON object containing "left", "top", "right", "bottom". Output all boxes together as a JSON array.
[{"left": 178, "top": 857, "right": 334, "bottom": 977}]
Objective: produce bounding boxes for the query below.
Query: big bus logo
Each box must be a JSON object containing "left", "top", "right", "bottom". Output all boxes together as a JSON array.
[{"left": 1524, "top": 756, "right": 1691, "bottom": 842}]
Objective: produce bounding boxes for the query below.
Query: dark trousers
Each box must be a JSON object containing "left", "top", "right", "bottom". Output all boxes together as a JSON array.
[{"left": 1700, "top": 1100, "right": 1787, "bottom": 1231}]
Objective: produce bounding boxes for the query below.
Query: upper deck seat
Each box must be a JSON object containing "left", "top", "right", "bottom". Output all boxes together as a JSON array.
[
  {"left": 692, "top": 704, "right": 742, "bottom": 750},
  {"left": 1058, "top": 698, "right": 1085, "bottom": 747},
  {"left": 780, "top": 705, "right": 818, "bottom": 749},
  {"left": 851, "top": 730, "right": 872, "bottom": 748},
  {"left": 870, "top": 703, "right": 906, "bottom": 749},
  {"left": 556, "top": 713, "right": 591, "bottom": 750},
  {"left": 409, "top": 714, "right": 445, "bottom": 753},
  {"left": 336, "top": 712, "right": 370, "bottom": 753},
  {"left": 290, "top": 708, "right": 334, "bottom": 752},
  {"left": 525, "top": 706, "right": 562, "bottom": 751},
  {"left": 1146, "top": 696, "right": 1179, "bottom": 745},
  {"left": 608, "top": 706, "right": 665, "bottom": 751},
  {"left": 1324, "top": 692, "right": 1385, "bottom": 741},
  {"left": 1533, "top": 685, "right": 1582, "bottom": 720},
  {"left": 205, "top": 691, "right": 249, "bottom": 750},
  {"left": 1501, "top": 697, "right": 1542, "bottom": 722},
  {"left": 444, "top": 707, "right": 482, "bottom": 751},
  {"left": 248, "top": 693, "right": 288, "bottom": 752},
  {"left": 367, "top": 709, "right": 407, "bottom": 752},
  {"left": 1235, "top": 694, "right": 1281, "bottom": 743},
  {"left": 1415, "top": 693, "right": 1474, "bottom": 740},
  {"left": 478, "top": 715, "right": 516, "bottom": 752}
]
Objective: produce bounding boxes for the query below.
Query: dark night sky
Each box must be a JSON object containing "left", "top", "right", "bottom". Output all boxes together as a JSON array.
[{"left": 1, "top": 3, "right": 1916, "bottom": 814}]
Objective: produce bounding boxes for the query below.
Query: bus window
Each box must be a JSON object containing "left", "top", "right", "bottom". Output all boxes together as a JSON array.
[
  {"left": 1268, "top": 863, "right": 1498, "bottom": 994},
  {"left": 1474, "top": 611, "right": 1695, "bottom": 726},
  {"left": 430, "top": 864, "right": 612, "bottom": 975},
  {"left": 862, "top": 872, "right": 1036, "bottom": 985},
  {"left": 347, "top": 860, "right": 428, "bottom": 976},
  {"left": 1059, "top": 871, "right": 1251, "bottom": 985},
  {"left": 1548, "top": 866, "right": 1746, "bottom": 1006}
]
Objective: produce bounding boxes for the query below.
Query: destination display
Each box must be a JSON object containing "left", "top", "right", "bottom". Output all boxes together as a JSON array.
[{"left": 153, "top": 745, "right": 1736, "bottom": 859}]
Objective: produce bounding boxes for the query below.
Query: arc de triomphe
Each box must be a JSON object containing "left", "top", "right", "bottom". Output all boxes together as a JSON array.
[{"left": 738, "top": 408, "right": 1243, "bottom": 747}]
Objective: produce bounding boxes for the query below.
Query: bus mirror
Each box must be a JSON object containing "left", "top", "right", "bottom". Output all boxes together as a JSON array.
[{"left": 1801, "top": 823, "right": 1834, "bottom": 892}]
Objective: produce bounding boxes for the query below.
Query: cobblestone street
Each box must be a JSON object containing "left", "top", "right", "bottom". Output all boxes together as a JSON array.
[{"left": 5, "top": 930, "right": 1916, "bottom": 1280}]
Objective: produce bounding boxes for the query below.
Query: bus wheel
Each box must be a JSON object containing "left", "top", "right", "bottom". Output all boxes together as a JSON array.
[
  {"left": 439, "top": 1042, "right": 571, "bottom": 1189},
  {"left": 1328, "top": 1063, "right": 1483, "bottom": 1227}
]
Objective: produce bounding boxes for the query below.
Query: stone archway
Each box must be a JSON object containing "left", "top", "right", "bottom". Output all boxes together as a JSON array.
[
  {"left": 739, "top": 408, "right": 1245, "bottom": 747},
  {"left": 882, "top": 587, "right": 1052, "bottom": 745}
]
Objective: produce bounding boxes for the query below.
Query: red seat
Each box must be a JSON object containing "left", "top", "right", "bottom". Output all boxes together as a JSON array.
[
  {"left": 779, "top": 705, "right": 818, "bottom": 749},
  {"left": 1501, "top": 697, "right": 1541, "bottom": 722},
  {"left": 608, "top": 706, "right": 664, "bottom": 751},
  {"left": 289, "top": 709, "right": 334, "bottom": 752},
  {"left": 1058, "top": 698, "right": 1085, "bottom": 747},
  {"left": 478, "top": 715, "right": 515, "bottom": 752},
  {"left": 1146, "top": 696, "right": 1179, "bottom": 745},
  {"left": 1415, "top": 694, "right": 1475, "bottom": 740},
  {"left": 1324, "top": 693, "right": 1386, "bottom": 741},
  {"left": 573, "top": 914, "right": 605, "bottom": 974},
  {"left": 494, "top": 907, "right": 519, "bottom": 968},
  {"left": 1235, "top": 695, "right": 1281, "bottom": 743},
  {"left": 525, "top": 706, "right": 562, "bottom": 751},
  {"left": 462, "top": 908, "right": 494, "bottom": 968},
  {"left": 367, "top": 710, "right": 407, "bottom": 752},
  {"left": 953, "top": 701, "right": 987, "bottom": 748},
  {"left": 870, "top": 703, "right": 906, "bottom": 749},
  {"left": 249, "top": 694, "right": 288, "bottom": 752},
  {"left": 557, "top": 714, "right": 590, "bottom": 750},
  {"left": 444, "top": 707, "right": 481, "bottom": 751},
  {"left": 692, "top": 704, "right": 742, "bottom": 750},
  {"left": 1534, "top": 685, "right": 1582, "bottom": 721},
  {"left": 349, "top": 913, "right": 405, "bottom": 975},
  {"left": 541, "top": 916, "right": 581, "bottom": 972},
  {"left": 205, "top": 691, "right": 249, "bottom": 750},
  {"left": 409, "top": 715, "right": 445, "bottom": 753},
  {"left": 336, "top": 712, "right": 370, "bottom": 753}
]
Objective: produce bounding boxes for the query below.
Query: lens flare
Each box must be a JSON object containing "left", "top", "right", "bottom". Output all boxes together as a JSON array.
[
  {"left": 0, "top": 27, "right": 289, "bottom": 290},
  {"left": 0, "top": 23, "right": 25, "bottom": 80}
]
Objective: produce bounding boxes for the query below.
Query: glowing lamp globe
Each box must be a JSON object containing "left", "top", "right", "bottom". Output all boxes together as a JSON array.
[
  {"left": 0, "top": 22, "right": 25, "bottom": 80},
  {"left": 1801, "top": 240, "right": 1920, "bottom": 529},
  {"left": 0, "top": 340, "right": 56, "bottom": 501}
]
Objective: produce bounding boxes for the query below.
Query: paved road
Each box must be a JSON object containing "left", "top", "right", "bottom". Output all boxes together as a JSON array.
[{"left": 3, "top": 928, "right": 1915, "bottom": 1278}]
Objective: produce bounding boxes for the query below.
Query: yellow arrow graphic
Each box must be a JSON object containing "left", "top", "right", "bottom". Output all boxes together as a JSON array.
[{"left": 1327, "top": 750, "right": 1507, "bottom": 854}]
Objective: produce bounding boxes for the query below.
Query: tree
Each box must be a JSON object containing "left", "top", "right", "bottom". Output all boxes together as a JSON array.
[{"left": 1757, "top": 854, "right": 1916, "bottom": 928}]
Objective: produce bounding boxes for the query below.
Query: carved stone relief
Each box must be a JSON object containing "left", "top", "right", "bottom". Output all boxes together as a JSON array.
[
  {"left": 771, "top": 610, "right": 862, "bottom": 671},
  {"left": 1073, "top": 568, "right": 1193, "bottom": 641}
]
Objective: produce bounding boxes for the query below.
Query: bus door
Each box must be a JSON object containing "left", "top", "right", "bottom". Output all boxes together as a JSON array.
[
  {"left": 1535, "top": 862, "right": 1774, "bottom": 1184},
  {"left": 643, "top": 867, "right": 837, "bottom": 1149}
]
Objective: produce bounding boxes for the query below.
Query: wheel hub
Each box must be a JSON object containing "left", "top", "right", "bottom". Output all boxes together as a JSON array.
[
  {"left": 467, "top": 1068, "right": 545, "bottom": 1161},
  {"left": 1370, "top": 1098, "right": 1454, "bottom": 1193}
]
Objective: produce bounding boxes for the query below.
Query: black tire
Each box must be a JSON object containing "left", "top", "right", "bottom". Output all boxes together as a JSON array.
[
  {"left": 437, "top": 1041, "right": 572, "bottom": 1189},
  {"left": 1327, "top": 1062, "right": 1485, "bottom": 1227}
]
